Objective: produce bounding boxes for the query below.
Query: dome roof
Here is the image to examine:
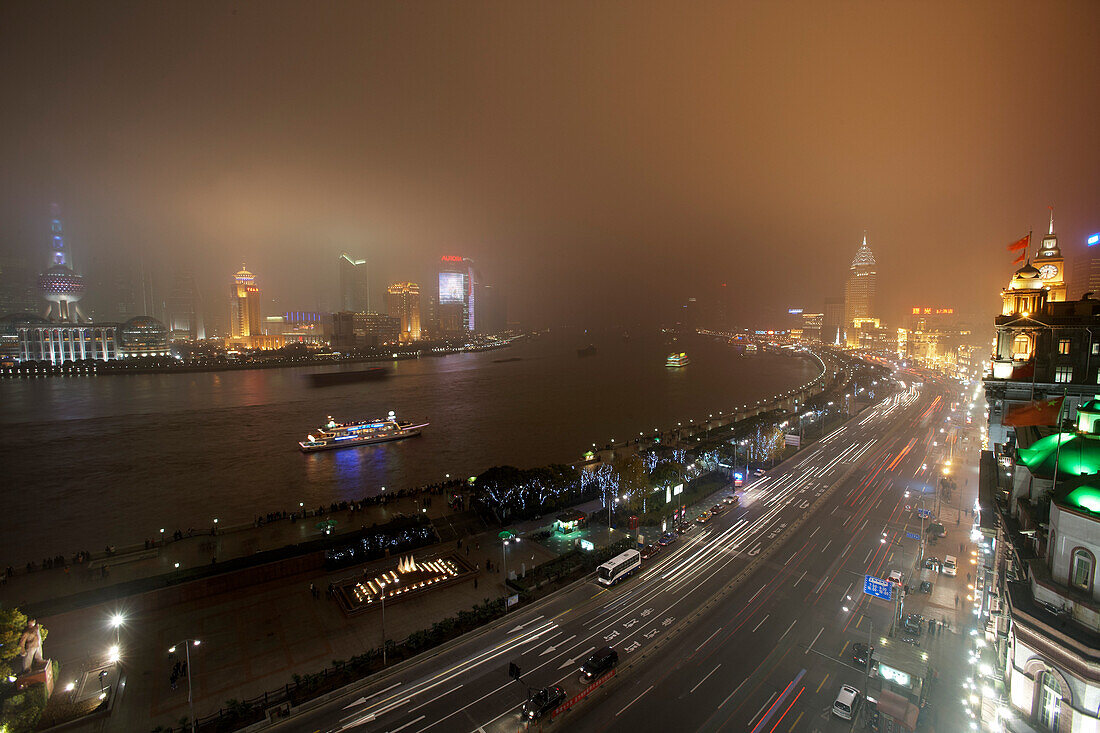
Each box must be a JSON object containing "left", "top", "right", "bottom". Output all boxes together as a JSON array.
[
  {"left": 1081, "top": 399, "right": 1100, "bottom": 414},
  {"left": 1018, "top": 433, "right": 1100, "bottom": 478},
  {"left": 122, "top": 315, "right": 166, "bottom": 330},
  {"left": 1014, "top": 262, "right": 1041, "bottom": 279}
]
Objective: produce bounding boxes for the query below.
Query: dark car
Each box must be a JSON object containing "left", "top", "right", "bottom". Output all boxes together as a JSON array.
[
  {"left": 710, "top": 504, "right": 725, "bottom": 515},
  {"left": 676, "top": 522, "right": 694, "bottom": 534},
  {"left": 924, "top": 557, "right": 941, "bottom": 571},
  {"left": 579, "top": 646, "right": 619, "bottom": 680},
  {"left": 851, "top": 642, "right": 874, "bottom": 667},
  {"left": 902, "top": 613, "right": 924, "bottom": 635},
  {"left": 658, "top": 532, "right": 677, "bottom": 546},
  {"left": 640, "top": 544, "right": 661, "bottom": 560},
  {"left": 722, "top": 494, "right": 739, "bottom": 505},
  {"left": 522, "top": 685, "right": 566, "bottom": 720}
]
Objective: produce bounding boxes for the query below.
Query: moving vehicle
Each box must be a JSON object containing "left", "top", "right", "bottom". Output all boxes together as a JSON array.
[
  {"left": 579, "top": 646, "right": 618, "bottom": 680},
  {"left": 851, "top": 642, "right": 874, "bottom": 667},
  {"left": 676, "top": 522, "right": 694, "bottom": 534},
  {"left": 522, "top": 685, "right": 566, "bottom": 720},
  {"left": 696, "top": 511, "right": 712, "bottom": 524},
  {"left": 924, "top": 556, "right": 942, "bottom": 572},
  {"left": 640, "top": 544, "right": 661, "bottom": 560},
  {"left": 833, "top": 685, "right": 860, "bottom": 720},
  {"left": 710, "top": 504, "right": 724, "bottom": 515},
  {"left": 943, "top": 554, "right": 958, "bottom": 576},
  {"left": 658, "top": 532, "right": 677, "bottom": 546},
  {"left": 298, "top": 412, "right": 428, "bottom": 452},
  {"left": 887, "top": 570, "right": 904, "bottom": 587},
  {"left": 597, "top": 549, "right": 642, "bottom": 586},
  {"left": 722, "top": 494, "right": 739, "bottom": 505},
  {"left": 902, "top": 613, "right": 924, "bottom": 635}
]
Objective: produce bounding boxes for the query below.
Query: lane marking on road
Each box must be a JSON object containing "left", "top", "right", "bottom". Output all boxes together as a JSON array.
[
  {"left": 387, "top": 715, "right": 425, "bottom": 733},
  {"left": 407, "top": 686, "right": 461, "bottom": 714},
  {"left": 615, "top": 684, "right": 654, "bottom": 717},
  {"left": 809, "top": 526, "right": 819, "bottom": 538},
  {"left": 816, "top": 672, "right": 830, "bottom": 693},
  {"left": 748, "top": 584, "right": 766, "bottom": 603},
  {"left": 748, "top": 691, "right": 780, "bottom": 732},
  {"left": 752, "top": 614, "right": 770, "bottom": 633},
  {"left": 821, "top": 539, "right": 831, "bottom": 552},
  {"left": 507, "top": 615, "right": 545, "bottom": 633},
  {"left": 805, "top": 626, "right": 823, "bottom": 655},
  {"left": 690, "top": 663, "right": 722, "bottom": 694},
  {"left": 864, "top": 547, "right": 873, "bottom": 563},
  {"left": 780, "top": 619, "right": 797, "bottom": 640},
  {"left": 696, "top": 628, "right": 723, "bottom": 652},
  {"left": 719, "top": 678, "right": 748, "bottom": 710},
  {"left": 794, "top": 570, "right": 807, "bottom": 587},
  {"left": 785, "top": 551, "right": 797, "bottom": 565},
  {"left": 342, "top": 682, "right": 402, "bottom": 709},
  {"left": 787, "top": 710, "right": 804, "bottom": 732}
]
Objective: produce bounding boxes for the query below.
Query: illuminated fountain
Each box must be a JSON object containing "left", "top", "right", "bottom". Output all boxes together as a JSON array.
[{"left": 334, "top": 552, "right": 477, "bottom": 615}]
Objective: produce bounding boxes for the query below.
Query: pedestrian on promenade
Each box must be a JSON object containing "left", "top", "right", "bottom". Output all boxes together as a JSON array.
[{"left": 955, "top": 594, "right": 960, "bottom": 607}]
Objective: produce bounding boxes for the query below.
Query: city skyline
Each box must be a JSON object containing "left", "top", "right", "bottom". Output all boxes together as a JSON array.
[{"left": 3, "top": 2, "right": 1098, "bottom": 330}]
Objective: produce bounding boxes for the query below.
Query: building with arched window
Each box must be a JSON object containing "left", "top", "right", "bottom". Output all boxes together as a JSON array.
[{"left": 983, "top": 400, "right": 1100, "bottom": 732}]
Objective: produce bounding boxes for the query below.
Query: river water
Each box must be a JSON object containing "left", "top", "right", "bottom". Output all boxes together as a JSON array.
[{"left": 0, "top": 330, "right": 818, "bottom": 561}]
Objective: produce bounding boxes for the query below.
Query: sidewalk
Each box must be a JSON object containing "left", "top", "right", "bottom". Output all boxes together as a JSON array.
[{"left": 0, "top": 491, "right": 463, "bottom": 613}]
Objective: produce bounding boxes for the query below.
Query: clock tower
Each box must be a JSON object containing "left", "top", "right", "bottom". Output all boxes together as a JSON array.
[{"left": 1036, "top": 208, "right": 1066, "bottom": 302}]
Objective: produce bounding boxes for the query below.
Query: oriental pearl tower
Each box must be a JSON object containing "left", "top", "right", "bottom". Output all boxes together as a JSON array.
[{"left": 36, "top": 204, "right": 86, "bottom": 322}]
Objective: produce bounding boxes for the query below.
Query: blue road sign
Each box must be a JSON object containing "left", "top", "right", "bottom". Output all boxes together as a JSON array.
[
  {"left": 906, "top": 531, "right": 920, "bottom": 540},
  {"left": 863, "top": 575, "right": 893, "bottom": 601}
]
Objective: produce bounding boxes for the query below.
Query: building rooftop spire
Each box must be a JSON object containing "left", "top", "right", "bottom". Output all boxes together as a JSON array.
[
  {"left": 1049, "top": 205, "right": 1055, "bottom": 235},
  {"left": 851, "top": 231, "right": 876, "bottom": 268}
]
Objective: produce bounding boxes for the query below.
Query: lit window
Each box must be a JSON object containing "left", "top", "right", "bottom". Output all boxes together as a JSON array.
[
  {"left": 1058, "top": 339, "right": 1071, "bottom": 355},
  {"left": 1055, "top": 366, "right": 1073, "bottom": 383},
  {"left": 1071, "top": 549, "right": 1093, "bottom": 592},
  {"left": 1093, "top": 342, "right": 1100, "bottom": 355}
]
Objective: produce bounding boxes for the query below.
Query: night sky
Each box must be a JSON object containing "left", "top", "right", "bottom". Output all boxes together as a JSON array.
[{"left": 2, "top": 1, "right": 1098, "bottom": 329}]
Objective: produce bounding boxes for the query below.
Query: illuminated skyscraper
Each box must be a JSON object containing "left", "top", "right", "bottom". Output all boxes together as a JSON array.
[
  {"left": 228, "top": 265, "right": 261, "bottom": 340},
  {"left": 339, "top": 254, "right": 369, "bottom": 312},
  {"left": 843, "top": 233, "right": 877, "bottom": 343},
  {"left": 439, "top": 256, "right": 476, "bottom": 332},
  {"left": 386, "top": 282, "right": 422, "bottom": 342},
  {"left": 36, "top": 204, "right": 86, "bottom": 322}
]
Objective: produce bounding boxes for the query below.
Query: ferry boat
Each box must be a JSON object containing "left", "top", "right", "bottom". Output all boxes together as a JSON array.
[
  {"left": 299, "top": 411, "right": 428, "bottom": 452},
  {"left": 665, "top": 352, "right": 690, "bottom": 368},
  {"left": 577, "top": 344, "right": 598, "bottom": 357}
]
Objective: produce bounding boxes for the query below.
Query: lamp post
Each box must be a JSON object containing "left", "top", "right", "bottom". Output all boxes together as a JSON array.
[
  {"left": 109, "top": 613, "right": 124, "bottom": 646},
  {"left": 376, "top": 579, "right": 394, "bottom": 666},
  {"left": 168, "top": 639, "right": 201, "bottom": 733},
  {"left": 499, "top": 530, "right": 515, "bottom": 611}
]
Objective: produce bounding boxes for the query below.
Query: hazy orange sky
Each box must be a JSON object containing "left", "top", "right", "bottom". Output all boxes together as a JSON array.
[{"left": 2, "top": 0, "right": 1098, "bottom": 330}]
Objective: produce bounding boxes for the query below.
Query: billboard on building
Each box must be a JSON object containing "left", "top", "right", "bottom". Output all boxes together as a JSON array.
[{"left": 439, "top": 272, "right": 466, "bottom": 304}]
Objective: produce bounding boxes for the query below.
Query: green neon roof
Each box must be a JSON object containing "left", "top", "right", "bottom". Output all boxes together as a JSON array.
[
  {"left": 1018, "top": 432, "right": 1100, "bottom": 478},
  {"left": 1081, "top": 400, "right": 1100, "bottom": 414},
  {"left": 1064, "top": 486, "right": 1100, "bottom": 514}
]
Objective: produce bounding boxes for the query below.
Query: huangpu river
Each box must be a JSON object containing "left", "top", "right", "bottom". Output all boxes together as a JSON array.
[{"left": 0, "top": 329, "right": 819, "bottom": 562}]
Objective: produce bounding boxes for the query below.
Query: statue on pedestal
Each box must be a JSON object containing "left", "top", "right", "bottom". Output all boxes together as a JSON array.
[{"left": 18, "top": 618, "right": 45, "bottom": 672}]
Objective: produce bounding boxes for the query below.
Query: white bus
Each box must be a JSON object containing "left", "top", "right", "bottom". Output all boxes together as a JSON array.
[{"left": 597, "top": 549, "right": 642, "bottom": 586}]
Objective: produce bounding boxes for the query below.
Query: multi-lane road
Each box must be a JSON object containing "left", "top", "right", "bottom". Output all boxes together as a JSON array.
[{"left": 284, "top": 373, "right": 961, "bottom": 733}]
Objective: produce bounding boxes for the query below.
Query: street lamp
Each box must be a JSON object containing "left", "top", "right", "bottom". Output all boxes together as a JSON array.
[
  {"left": 376, "top": 579, "right": 397, "bottom": 666},
  {"left": 109, "top": 613, "right": 125, "bottom": 646},
  {"left": 499, "top": 530, "right": 516, "bottom": 611},
  {"left": 167, "top": 639, "right": 201, "bottom": 733}
]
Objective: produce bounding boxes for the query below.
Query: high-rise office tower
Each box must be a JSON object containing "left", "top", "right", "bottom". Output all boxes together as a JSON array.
[
  {"left": 229, "top": 265, "right": 261, "bottom": 339},
  {"left": 439, "top": 256, "right": 476, "bottom": 331},
  {"left": 339, "top": 254, "right": 369, "bottom": 312},
  {"left": 386, "top": 282, "right": 422, "bottom": 342},
  {"left": 166, "top": 271, "right": 205, "bottom": 341},
  {"left": 843, "top": 233, "right": 877, "bottom": 340}
]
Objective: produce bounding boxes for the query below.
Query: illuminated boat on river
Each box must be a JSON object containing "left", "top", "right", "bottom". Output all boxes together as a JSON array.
[
  {"left": 665, "top": 352, "right": 691, "bottom": 368},
  {"left": 299, "top": 411, "right": 428, "bottom": 452}
]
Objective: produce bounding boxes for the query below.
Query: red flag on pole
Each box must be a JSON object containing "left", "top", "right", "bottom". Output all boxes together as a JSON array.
[
  {"left": 1003, "top": 395, "right": 1064, "bottom": 427},
  {"left": 1007, "top": 234, "right": 1030, "bottom": 252},
  {"left": 1013, "top": 252, "right": 1025, "bottom": 264}
]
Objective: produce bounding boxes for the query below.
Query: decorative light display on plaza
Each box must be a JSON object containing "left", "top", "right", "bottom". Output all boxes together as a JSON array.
[{"left": 351, "top": 555, "right": 462, "bottom": 605}]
